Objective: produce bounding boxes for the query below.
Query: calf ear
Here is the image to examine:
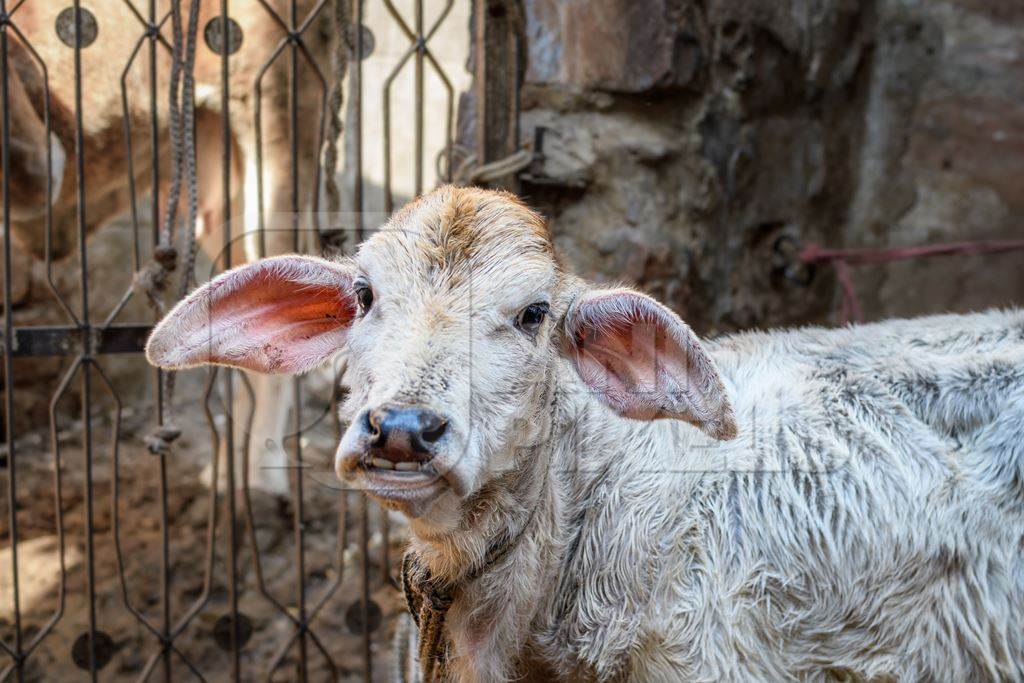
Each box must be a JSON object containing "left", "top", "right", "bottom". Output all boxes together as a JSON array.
[
  {"left": 561, "top": 288, "right": 737, "bottom": 440},
  {"left": 146, "top": 255, "right": 358, "bottom": 374}
]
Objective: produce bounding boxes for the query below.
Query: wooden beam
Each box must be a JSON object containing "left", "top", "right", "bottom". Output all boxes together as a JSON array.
[{"left": 473, "top": 0, "right": 522, "bottom": 190}]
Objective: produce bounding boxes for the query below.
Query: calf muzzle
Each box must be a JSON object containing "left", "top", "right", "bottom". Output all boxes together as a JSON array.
[{"left": 365, "top": 404, "right": 448, "bottom": 469}]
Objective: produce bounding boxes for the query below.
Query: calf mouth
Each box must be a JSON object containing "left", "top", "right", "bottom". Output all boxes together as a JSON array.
[
  {"left": 361, "top": 453, "right": 438, "bottom": 475},
  {"left": 343, "top": 453, "right": 450, "bottom": 511}
]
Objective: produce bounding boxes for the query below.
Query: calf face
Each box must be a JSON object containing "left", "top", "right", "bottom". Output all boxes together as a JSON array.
[{"left": 147, "top": 186, "right": 736, "bottom": 519}]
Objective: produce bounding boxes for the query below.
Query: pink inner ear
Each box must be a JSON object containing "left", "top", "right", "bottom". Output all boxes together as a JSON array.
[
  {"left": 148, "top": 256, "right": 356, "bottom": 374},
  {"left": 573, "top": 316, "right": 689, "bottom": 420},
  {"left": 212, "top": 279, "right": 355, "bottom": 373},
  {"left": 563, "top": 289, "right": 738, "bottom": 436}
]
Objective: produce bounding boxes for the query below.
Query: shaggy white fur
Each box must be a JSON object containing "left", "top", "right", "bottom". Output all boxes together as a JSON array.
[
  {"left": 147, "top": 187, "right": 1024, "bottom": 682},
  {"left": 415, "top": 308, "right": 1024, "bottom": 682},
  {"left": 534, "top": 309, "right": 1024, "bottom": 681}
]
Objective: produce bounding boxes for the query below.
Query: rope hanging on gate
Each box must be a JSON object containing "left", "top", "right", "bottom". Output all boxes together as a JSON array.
[
  {"left": 321, "top": 0, "right": 354, "bottom": 254},
  {"left": 136, "top": 0, "right": 202, "bottom": 455},
  {"left": 780, "top": 237, "right": 1024, "bottom": 325}
]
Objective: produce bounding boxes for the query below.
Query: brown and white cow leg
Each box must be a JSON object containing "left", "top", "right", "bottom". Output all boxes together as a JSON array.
[
  {"left": 188, "top": 105, "right": 270, "bottom": 493},
  {"left": 229, "top": 104, "right": 322, "bottom": 495}
]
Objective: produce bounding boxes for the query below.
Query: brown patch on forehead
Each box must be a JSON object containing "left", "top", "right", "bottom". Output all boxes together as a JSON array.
[
  {"left": 438, "top": 186, "right": 551, "bottom": 255},
  {"left": 385, "top": 186, "right": 554, "bottom": 276}
]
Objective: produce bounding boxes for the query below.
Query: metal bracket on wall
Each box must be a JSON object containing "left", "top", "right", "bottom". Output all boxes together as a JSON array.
[{"left": 517, "top": 126, "right": 588, "bottom": 190}]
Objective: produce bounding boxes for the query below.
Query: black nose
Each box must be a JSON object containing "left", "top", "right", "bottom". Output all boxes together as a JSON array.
[{"left": 365, "top": 404, "right": 448, "bottom": 461}]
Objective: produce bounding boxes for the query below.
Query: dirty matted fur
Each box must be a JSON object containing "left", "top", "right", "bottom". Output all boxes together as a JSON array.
[
  {"left": 426, "top": 309, "right": 1024, "bottom": 682},
  {"left": 147, "top": 186, "right": 1024, "bottom": 682}
]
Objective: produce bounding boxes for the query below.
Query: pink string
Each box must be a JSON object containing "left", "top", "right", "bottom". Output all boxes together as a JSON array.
[{"left": 797, "top": 239, "right": 1024, "bottom": 324}]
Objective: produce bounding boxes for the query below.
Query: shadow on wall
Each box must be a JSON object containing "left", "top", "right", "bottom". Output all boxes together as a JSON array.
[{"left": 513, "top": 0, "right": 1024, "bottom": 334}]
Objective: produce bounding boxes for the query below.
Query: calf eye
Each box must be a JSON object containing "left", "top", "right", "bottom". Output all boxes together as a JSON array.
[
  {"left": 355, "top": 283, "right": 374, "bottom": 313},
  {"left": 516, "top": 302, "right": 549, "bottom": 332}
]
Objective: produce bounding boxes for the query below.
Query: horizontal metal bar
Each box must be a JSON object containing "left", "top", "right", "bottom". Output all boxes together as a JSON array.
[{"left": 2, "top": 324, "right": 152, "bottom": 357}]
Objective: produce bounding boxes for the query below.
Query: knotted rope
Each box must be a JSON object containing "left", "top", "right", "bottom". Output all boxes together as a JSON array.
[
  {"left": 401, "top": 553, "right": 454, "bottom": 682},
  {"left": 134, "top": 0, "right": 202, "bottom": 455},
  {"left": 450, "top": 145, "right": 533, "bottom": 187},
  {"left": 321, "top": 0, "right": 354, "bottom": 254}
]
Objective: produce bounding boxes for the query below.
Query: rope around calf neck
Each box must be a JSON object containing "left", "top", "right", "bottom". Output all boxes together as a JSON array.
[{"left": 401, "top": 459, "right": 551, "bottom": 682}]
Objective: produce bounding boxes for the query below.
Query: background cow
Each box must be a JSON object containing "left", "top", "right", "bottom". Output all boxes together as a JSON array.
[{"left": 1, "top": 0, "right": 332, "bottom": 491}]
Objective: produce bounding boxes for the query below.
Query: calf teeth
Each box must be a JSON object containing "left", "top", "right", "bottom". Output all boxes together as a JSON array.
[
  {"left": 394, "top": 461, "right": 419, "bottom": 472},
  {"left": 370, "top": 457, "right": 395, "bottom": 470}
]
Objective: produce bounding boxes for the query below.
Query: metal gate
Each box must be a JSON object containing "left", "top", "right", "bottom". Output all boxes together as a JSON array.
[{"left": 0, "top": 1, "right": 521, "bottom": 680}]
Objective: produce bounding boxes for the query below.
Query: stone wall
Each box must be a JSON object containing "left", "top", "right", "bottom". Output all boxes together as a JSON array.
[{"left": 515, "top": 0, "right": 1024, "bottom": 334}]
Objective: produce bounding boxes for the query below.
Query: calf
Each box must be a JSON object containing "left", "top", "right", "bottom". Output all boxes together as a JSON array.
[{"left": 146, "top": 186, "right": 1024, "bottom": 682}]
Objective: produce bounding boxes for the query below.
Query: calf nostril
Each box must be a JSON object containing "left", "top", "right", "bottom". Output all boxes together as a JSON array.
[
  {"left": 365, "top": 410, "right": 382, "bottom": 444},
  {"left": 420, "top": 415, "right": 447, "bottom": 444},
  {"left": 365, "top": 405, "right": 447, "bottom": 458}
]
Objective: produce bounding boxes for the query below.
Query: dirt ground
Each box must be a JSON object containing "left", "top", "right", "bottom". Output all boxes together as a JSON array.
[{"left": 0, "top": 366, "right": 408, "bottom": 682}]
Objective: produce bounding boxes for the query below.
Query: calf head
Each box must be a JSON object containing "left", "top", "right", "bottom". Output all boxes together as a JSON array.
[{"left": 147, "top": 187, "right": 736, "bottom": 521}]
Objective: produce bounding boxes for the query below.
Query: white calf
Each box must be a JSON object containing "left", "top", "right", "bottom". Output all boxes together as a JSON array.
[{"left": 147, "top": 186, "right": 1024, "bottom": 682}]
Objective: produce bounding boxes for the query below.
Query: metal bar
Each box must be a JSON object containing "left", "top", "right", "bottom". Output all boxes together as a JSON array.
[
  {"left": 70, "top": 1, "right": 100, "bottom": 677},
  {"left": 2, "top": 324, "right": 153, "bottom": 357},
  {"left": 2, "top": 22, "right": 78, "bottom": 323},
  {"left": 241, "top": 376, "right": 298, "bottom": 625},
  {"left": 293, "top": 372, "right": 308, "bottom": 680},
  {"left": 119, "top": 32, "right": 148, "bottom": 272},
  {"left": 354, "top": 0, "right": 364, "bottom": 240},
  {"left": 148, "top": 0, "right": 161, "bottom": 260},
  {"left": 414, "top": 0, "right": 424, "bottom": 196},
  {"left": 288, "top": 2, "right": 310, "bottom": 677},
  {"left": 147, "top": 4, "right": 171, "bottom": 677},
  {"left": 308, "top": 488, "right": 348, "bottom": 622},
  {"left": 219, "top": 1, "right": 241, "bottom": 680},
  {"left": 252, "top": 33, "right": 291, "bottom": 260},
  {"left": 0, "top": 3, "right": 25, "bottom": 678},
  {"left": 295, "top": 39, "right": 328, "bottom": 246},
  {"left": 157, "top": 410, "right": 172, "bottom": 683},
  {"left": 92, "top": 324, "right": 154, "bottom": 353},
  {"left": 20, "top": 356, "right": 79, "bottom": 661},
  {"left": 381, "top": 42, "right": 417, "bottom": 214},
  {"left": 120, "top": 0, "right": 149, "bottom": 30},
  {"left": 296, "top": 0, "right": 329, "bottom": 35},
  {"left": 381, "top": 0, "right": 415, "bottom": 41},
  {"left": 5, "top": 0, "right": 25, "bottom": 18},
  {"left": 424, "top": 1, "right": 456, "bottom": 44},
  {"left": 171, "top": 367, "right": 222, "bottom": 638},
  {"left": 422, "top": 48, "right": 455, "bottom": 185},
  {"left": 360, "top": 494, "right": 371, "bottom": 683},
  {"left": 381, "top": 505, "right": 390, "bottom": 588},
  {"left": 111, "top": 400, "right": 171, "bottom": 648},
  {"left": 250, "top": 0, "right": 328, "bottom": 37},
  {"left": 14, "top": 354, "right": 78, "bottom": 664}
]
